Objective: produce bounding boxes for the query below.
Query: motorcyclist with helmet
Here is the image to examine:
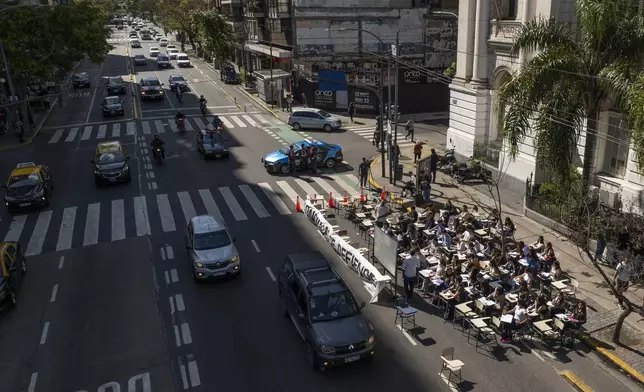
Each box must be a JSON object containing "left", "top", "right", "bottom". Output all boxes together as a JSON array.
[
  {"left": 198, "top": 95, "right": 207, "bottom": 112},
  {"left": 150, "top": 134, "right": 165, "bottom": 159}
]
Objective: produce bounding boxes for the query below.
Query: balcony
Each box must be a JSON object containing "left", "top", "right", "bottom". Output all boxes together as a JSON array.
[
  {"left": 488, "top": 19, "right": 522, "bottom": 48},
  {"left": 221, "top": 4, "right": 244, "bottom": 21},
  {"left": 267, "top": 0, "right": 290, "bottom": 19},
  {"left": 244, "top": 0, "right": 265, "bottom": 18}
]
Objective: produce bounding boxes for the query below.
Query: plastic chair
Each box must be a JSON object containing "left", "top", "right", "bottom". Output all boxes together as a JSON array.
[
  {"left": 395, "top": 296, "right": 417, "bottom": 331},
  {"left": 440, "top": 347, "right": 464, "bottom": 386}
]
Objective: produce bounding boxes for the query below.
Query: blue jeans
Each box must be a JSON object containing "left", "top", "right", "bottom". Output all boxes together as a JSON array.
[{"left": 403, "top": 276, "right": 417, "bottom": 299}]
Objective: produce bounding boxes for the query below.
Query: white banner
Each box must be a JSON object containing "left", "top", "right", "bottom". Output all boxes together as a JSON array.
[{"left": 304, "top": 199, "right": 391, "bottom": 303}]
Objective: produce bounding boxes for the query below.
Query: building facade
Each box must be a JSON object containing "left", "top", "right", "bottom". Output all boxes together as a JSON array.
[{"left": 447, "top": 0, "right": 644, "bottom": 211}]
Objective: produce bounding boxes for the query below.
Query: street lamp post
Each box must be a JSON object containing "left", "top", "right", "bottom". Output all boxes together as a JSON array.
[{"left": 327, "top": 27, "right": 389, "bottom": 179}]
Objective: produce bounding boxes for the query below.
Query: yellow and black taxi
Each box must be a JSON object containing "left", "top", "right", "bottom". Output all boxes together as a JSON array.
[
  {"left": 196, "top": 128, "right": 230, "bottom": 159},
  {"left": 91, "top": 141, "right": 131, "bottom": 186},
  {"left": 2, "top": 162, "right": 53, "bottom": 212},
  {"left": 0, "top": 242, "right": 27, "bottom": 310}
]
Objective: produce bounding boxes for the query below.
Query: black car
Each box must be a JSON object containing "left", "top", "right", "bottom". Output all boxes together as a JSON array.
[
  {"left": 101, "top": 96, "right": 124, "bottom": 116},
  {"left": 106, "top": 76, "right": 125, "bottom": 94},
  {"left": 140, "top": 77, "right": 164, "bottom": 100},
  {"left": 2, "top": 163, "right": 53, "bottom": 212},
  {"left": 72, "top": 72, "right": 91, "bottom": 89},
  {"left": 0, "top": 242, "right": 27, "bottom": 311},
  {"left": 196, "top": 129, "right": 229, "bottom": 159},
  {"left": 168, "top": 74, "right": 188, "bottom": 91},
  {"left": 278, "top": 252, "right": 375, "bottom": 371},
  {"left": 92, "top": 141, "right": 131, "bottom": 186},
  {"left": 134, "top": 54, "right": 147, "bottom": 66}
]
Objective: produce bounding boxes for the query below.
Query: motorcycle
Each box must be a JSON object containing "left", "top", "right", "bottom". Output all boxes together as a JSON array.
[
  {"left": 176, "top": 117, "right": 186, "bottom": 133},
  {"left": 200, "top": 102, "right": 207, "bottom": 116},
  {"left": 453, "top": 158, "right": 489, "bottom": 184},
  {"left": 152, "top": 146, "right": 164, "bottom": 164},
  {"left": 438, "top": 148, "right": 456, "bottom": 171},
  {"left": 176, "top": 90, "right": 183, "bottom": 103}
]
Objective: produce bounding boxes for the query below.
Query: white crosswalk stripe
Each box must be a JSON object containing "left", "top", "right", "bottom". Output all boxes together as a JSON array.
[
  {"left": 231, "top": 116, "right": 245, "bottom": 127},
  {"left": 348, "top": 126, "right": 416, "bottom": 148},
  {"left": 65, "top": 128, "right": 79, "bottom": 142},
  {"left": 193, "top": 117, "right": 206, "bottom": 130},
  {"left": 155, "top": 120, "right": 165, "bottom": 134},
  {"left": 49, "top": 129, "right": 64, "bottom": 144},
  {"left": 142, "top": 121, "right": 151, "bottom": 134},
  {"left": 81, "top": 126, "right": 92, "bottom": 141},
  {"left": 242, "top": 115, "right": 257, "bottom": 127},
  {"left": 126, "top": 122, "right": 135, "bottom": 136},
  {"left": 111, "top": 123, "right": 119, "bottom": 138},
  {"left": 0, "top": 175, "right": 365, "bottom": 255},
  {"left": 97, "top": 124, "right": 107, "bottom": 139},
  {"left": 220, "top": 117, "right": 234, "bottom": 129}
]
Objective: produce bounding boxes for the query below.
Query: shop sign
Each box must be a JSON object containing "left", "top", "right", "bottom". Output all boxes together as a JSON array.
[{"left": 401, "top": 68, "right": 425, "bottom": 84}]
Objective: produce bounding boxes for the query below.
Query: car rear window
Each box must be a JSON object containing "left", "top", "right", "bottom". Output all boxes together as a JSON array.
[
  {"left": 178, "top": 55, "right": 189, "bottom": 61},
  {"left": 158, "top": 55, "right": 169, "bottom": 61}
]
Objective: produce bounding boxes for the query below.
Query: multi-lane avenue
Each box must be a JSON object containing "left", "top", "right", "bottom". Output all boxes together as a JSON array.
[{"left": 0, "top": 23, "right": 638, "bottom": 392}]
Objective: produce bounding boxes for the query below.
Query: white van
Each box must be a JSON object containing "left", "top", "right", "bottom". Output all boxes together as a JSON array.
[{"left": 129, "top": 38, "right": 141, "bottom": 48}]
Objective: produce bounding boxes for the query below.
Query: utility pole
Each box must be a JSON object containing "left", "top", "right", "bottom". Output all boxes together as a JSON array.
[
  {"left": 390, "top": 31, "right": 400, "bottom": 185},
  {"left": 269, "top": 28, "right": 274, "bottom": 109}
]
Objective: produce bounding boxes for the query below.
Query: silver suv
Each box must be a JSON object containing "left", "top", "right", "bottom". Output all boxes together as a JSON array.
[
  {"left": 185, "top": 215, "right": 240, "bottom": 282},
  {"left": 288, "top": 108, "right": 342, "bottom": 132}
]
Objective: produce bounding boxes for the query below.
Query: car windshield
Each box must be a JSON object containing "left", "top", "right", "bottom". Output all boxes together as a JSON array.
[
  {"left": 171, "top": 76, "right": 185, "bottom": 82},
  {"left": 8, "top": 173, "right": 39, "bottom": 186},
  {"left": 309, "top": 290, "right": 358, "bottom": 322},
  {"left": 193, "top": 230, "right": 231, "bottom": 250},
  {"left": 318, "top": 110, "right": 332, "bottom": 118},
  {"left": 203, "top": 132, "right": 223, "bottom": 144},
  {"left": 104, "top": 97, "right": 120, "bottom": 105},
  {"left": 151, "top": 47, "right": 158, "bottom": 51},
  {"left": 135, "top": 55, "right": 144, "bottom": 59},
  {"left": 97, "top": 151, "right": 125, "bottom": 164},
  {"left": 141, "top": 79, "right": 160, "bottom": 86},
  {"left": 75, "top": 73, "right": 88, "bottom": 79},
  {"left": 279, "top": 145, "right": 300, "bottom": 154},
  {"left": 178, "top": 55, "right": 189, "bottom": 61},
  {"left": 158, "top": 56, "right": 168, "bottom": 61},
  {"left": 108, "top": 77, "right": 121, "bottom": 84}
]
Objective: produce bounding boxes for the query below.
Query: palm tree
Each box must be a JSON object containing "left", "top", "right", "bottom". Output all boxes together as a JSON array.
[{"left": 498, "top": 0, "right": 644, "bottom": 185}]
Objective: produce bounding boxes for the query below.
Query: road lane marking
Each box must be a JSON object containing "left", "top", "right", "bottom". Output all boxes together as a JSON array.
[
  {"left": 171, "top": 268, "right": 179, "bottom": 282},
  {"left": 254, "top": 114, "right": 272, "bottom": 125},
  {"left": 231, "top": 115, "right": 245, "bottom": 127},
  {"left": 312, "top": 177, "right": 337, "bottom": 198},
  {"left": 332, "top": 175, "right": 360, "bottom": 199},
  {"left": 345, "top": 174, "right": 360, "bottom": 187},
  {"left": 175, "top": 294, "right": 185, "bottom": 311},
  {"left": 64, "top": 127, "right": 79, "bottom": 142},
  {"left": 49, "top": 129, "right": 64, "bottom": 143},
  {"left": 155, "top": 119, "right": 165, "bottom": 133},
  {"left": 242, "top": 114, "right": 257, "bottom": 127},
  {"left": 156, "top": 194, "right": 176, "bottom": 232},
  {"left": 294, "top": 178, "right": 317, "bottom": 199},
  {"left": 174, "top": 325, "right": 181, "bottom": 347},
  {"left": 28, "top": 373, "right": 37, "bottom": 392},
  {"left": 50, "top": 284, "right": 58, "bottom": 303},
  {"left": 181, "top": 323, "right": 192, "bottom": 344},
  {"left": 169, "top": 296, "right": 175, "bottom": 314},
  {"left": 160, "top": 246, "right": 166, "bottom": 260},
  {"left": 126, "top": 121, "right": 135, "bottom": 135},
  {"left": 396, "top": 324, "right": 418, "bottom": 346},
  {"left": 169, "top": 120, "right": 178, "bottom": 132},
  {"left": 133, "top": 196, "right": 151, "bottom": 236},
  {"left": 164, "top": 270, "right": 170, "bottom": 285},
  {"left": 266, "top": 266, "right": 276, "bottom": 281},
  {"left": 239, "top": 185, "right": 270, "bottom": 218},
  {"left": 221, "top": 117, "right": 234, "bottom": 128},
  {"left": 258, "top": 182, "right": 291, "bottom": 215},
  {"left": 4, "top": 215, "right": 26, "bottom": 242},
  {"left": 177, "top": 191, "right": 197, "bottom": 223},
  {"left": 179, "top": 362, "right": 189, "bottom": 389},
  {"left": 25, "top": 210, "right": 52, "bottom": 256},
  {"left": 81, "top": 125, "right": 93, "bottom": 140},
  {"left": 40, "top": 322, "right": 50, "bottom": 344},
  {"left": 251, "top": 240, "right": 261, "bottom": 253},
  {"left": 97, "top": 124, "right": 107, "bottom": 139},
  {"left": 58, "top": 256, "right": 64, "bottom": 269},
  {"left": 219, "top": 187, "right": 248, "bottom": 221},
  {"left": 110, "top": 123, "right": 119, "bottom": 138},
  {"left": 275, "top": 181, "right": 299, "bottom": 206},
  {"left": 151, "top": 182, "right": 157, "bottom": 190},
  {"left": 198, "top": 189, "right": 223, "bottom": 221},
  {"left": 148, "top": 171, "right": 155, "bottom": 179},
  {"left": 193, "top": 117, "right": 206, "bottom": 130},
  {"left": 188, "top": 360, "right": 201, "bottom": 387},
  {"left": 83, "top": 203, "right": 101, "bottom": 246},
  {"left": 56, "top": 207, "right": 77, "bottom": 251},
  {"left": 142, "top": 120, "right": 151, "bottom": 134},
  {"left": 166, "top": 245, "right": 174, "bottom": 259},
  {"left": 111, "top": 199, "right": 126, "bottom": 241}
]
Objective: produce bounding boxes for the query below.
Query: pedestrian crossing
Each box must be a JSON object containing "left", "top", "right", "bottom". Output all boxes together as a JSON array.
[
  {"left": 68, "top": 92, "right": 91, "bottom": 98},
  {"left": 0, "top": 174, "right": 367, "bottom": 256},
  {"left": 46, "top": 114, "right": 284, "bottom": 144},
  {"left": 345, "top": 125, "right": 416, "bottom": 149}
]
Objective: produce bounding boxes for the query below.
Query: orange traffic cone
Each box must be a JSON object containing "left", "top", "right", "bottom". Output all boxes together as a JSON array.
[
  {"left": 343, "top": 190, "right": 348, "bottom": 203},
  {"left": 328, "top": 192, "right": 334, "bottom": 208},
  {"left": 295, "top": 196, "right": 302, "bottom": 212},
  {"left": 360, "top": 187, "right": 365, "bottom": 203},
  {"left": 380, "top": 186, "right": 386, "bottom": 200}
]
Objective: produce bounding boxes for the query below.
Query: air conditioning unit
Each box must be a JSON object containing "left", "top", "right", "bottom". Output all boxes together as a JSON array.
[{"left": 599, "top": 189, "right": 621, "bottom": 209}]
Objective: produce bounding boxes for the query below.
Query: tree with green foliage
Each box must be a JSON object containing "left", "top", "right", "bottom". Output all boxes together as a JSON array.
[
  {"left": 497, "top": 0, "right": 644, "bottom": 188},
  {"left": 155, "top": 0, "right": 204, "bottom": 51},
  {"left": 194, "top": 10, "right": 235, "bottom": 61}
]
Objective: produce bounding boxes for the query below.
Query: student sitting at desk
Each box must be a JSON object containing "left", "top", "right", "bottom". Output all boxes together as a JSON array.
[
  {"left": 530, "top": 235, "right": 545, "bottom": 251},
  {"left": 381, "top": 221, "right": 394, "bottom": 236},
  {"left": 528, "top": 295, "right": 550, "bottom": 320},
  {"left": 487, "top": 285, "right": 505, "bottom": 314},
  {"left": 460, "top": 226, "right": 475, "bottom": 243},
  {"left": 439, "top": 231, "right": 452, "bottom": 248},
  {"left": 459, "top": 205, "right": 473, "bottom": 222},
  {"left": 483, "top": 241, "right": 496, "bottom": 258},
  {"left": 442, "top": 275, "right": 465, "bottom": 320},
  {"left": 445, "top": 200, "right": 457, "bottom": 215},
  {"left": 550, "top": 260, "right": 563, "bottom": 280},
  {"left": 568, "top": 301, "right": 587, "bottom": 329},
  {"left": 550, "top": 292, "right": 567, "bottom": 316},
  {"left": 472, "top": 239, "right": 484, "bottom": 253},
  {"left": 517, "top": 241, "right": 530, "bottom": 257}
]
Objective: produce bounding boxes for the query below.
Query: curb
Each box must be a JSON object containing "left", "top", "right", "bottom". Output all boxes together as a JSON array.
[
  {"left": 581, "top": 335, "right": 644, "bottom": 386},
  {"left": 237, "top": 87, "right": 280, "bottom": 119},
  {"left": 559, "top": 370, "right": 593, "bottom": 392},
  {"left": 368, "top": 154, "right": 383, "bottom": 191}
]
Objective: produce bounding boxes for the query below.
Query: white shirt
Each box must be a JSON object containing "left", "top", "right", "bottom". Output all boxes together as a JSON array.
[
  {"left": 375, "top": 204, "right": 389, "bottom": 219},
  {"left": 402, "top": 255, "right": 421, "bottom": 278},
  {"left": 462, "top": 230, "right": 473, "bottom": 242},
  {"left": 514, "top": 307, "right": 527, "bottom": 322},
  {"left": 616, "top": 262, "right": 632, "bottom": 282}
]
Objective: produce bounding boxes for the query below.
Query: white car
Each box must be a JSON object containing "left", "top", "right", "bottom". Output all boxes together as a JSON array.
[
  {"left": 168, "top": 48, "right": 180, "bottom": 59},
  {"left": 149, "top": 47, "right": 160, "bottom": 57},
  {"left": 176, "top": 53, "right": 191, "bottom": 67},
  {"left": 129, "top": 38, "right": 141, "bottom": 48},
  {"left": 159, "top": 39, "right": 168, "bottom": 47},
  {"left": 167, "top": 44, "right": 177, "bottom": 50}
]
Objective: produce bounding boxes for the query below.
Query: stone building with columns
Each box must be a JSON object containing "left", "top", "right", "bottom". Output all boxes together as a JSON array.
[{"left": 447, "top": 0, "right": 644, "bottom": 212}]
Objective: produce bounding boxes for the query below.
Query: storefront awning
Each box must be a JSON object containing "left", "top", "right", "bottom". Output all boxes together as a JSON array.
[{"left": 245, "top": 43, "right": 291, "bottom": 59}]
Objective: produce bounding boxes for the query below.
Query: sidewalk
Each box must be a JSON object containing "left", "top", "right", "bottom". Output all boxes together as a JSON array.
[{"left": 370, "top": 144, "right": 644, "bottom": 384}]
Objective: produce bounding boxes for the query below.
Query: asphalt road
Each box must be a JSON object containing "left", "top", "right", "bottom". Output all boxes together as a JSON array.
[{"left": 0, "top": 23, "right": 638, "bottom": 392}]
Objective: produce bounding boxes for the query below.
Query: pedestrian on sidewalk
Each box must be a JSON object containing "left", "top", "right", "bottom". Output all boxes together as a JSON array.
[
  {"left": 285, "top": 93, "right": 293, "bottom": 112},
  {"left": 430, "top": 149, "right": 438, "bottom": 183},
  {"left": 301, "top": 92, "right": 307, "bottom": 107},
  {"left": 348, "top": 102, "right": 356, "bottom": 123},
  {"left": 402, "top": 248, "right": 421, "bottom": 299},
  {"left": 15, "top": 118, "right": 24, "bottom": 143},
  {"left": 358, "top": 157, "right": 369, "bottom": 188},
  {"left": 404, "top": 118, "right": 414, "bottom": 141},
  {"left": 420, "top": 177, "right": 431, "bottom": 204},
  {"left": 413, "top": 141, "right": 422, "bottom": 163},
  {"left": 613, "top": 256, "right": 632, "bottom": 309}
]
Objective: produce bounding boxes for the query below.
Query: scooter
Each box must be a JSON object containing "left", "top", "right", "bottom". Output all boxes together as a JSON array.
[
  {"left": 176, "top": 117, "right": 186, "bottom": 133},
  {"left": 200, "top": 102, "right": 207, "bottom": 116},
  {"left": 176, "top": 90, "right": 183, "bottom": 103},
  {"left": 153, "top": 147, "right": 164, "bottom": 165}
]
